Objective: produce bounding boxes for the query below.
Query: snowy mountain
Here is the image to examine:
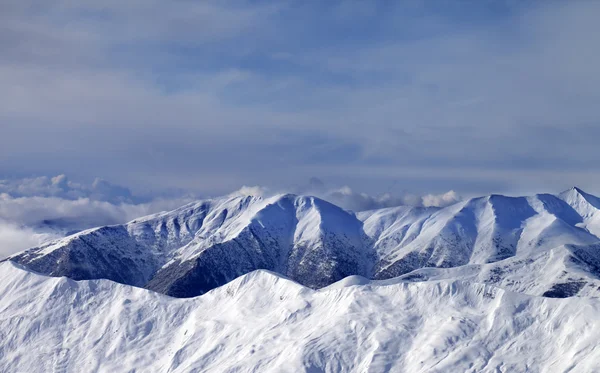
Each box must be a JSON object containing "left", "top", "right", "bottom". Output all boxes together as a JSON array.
[
  {"left": 1, "top": 261, "right": 600, "bottom": 372},
  {"left": 361, "top": 189, "right": 600, "bottom": 297},
  {"left": 7, "top": 194, "right": 374, "bottom": 297},
  {"left": 6, "top": 187, "right": 600, "bottom": 298}
]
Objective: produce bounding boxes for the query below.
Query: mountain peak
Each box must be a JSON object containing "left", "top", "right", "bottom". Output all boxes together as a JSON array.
[
  {"left": 571, "top": 186, "right": 585, "bottom": 194},
  {"left": 10, "top": 187, "right": 600, "bottom": 300},
  {"left": 213, "top": 269, "right": 308, "bottom": 299},
  {"left": 556, "top": 186, "right": 579, "bottom": 197},
  {"left": 558, "top": 186, "right": 600, "bottom": 219},
  {"left": 561, "top": 186, "right": 596, "bottom": 198},
  {"left": 560, "top": 186, "right": 597, "bottom": 199}
]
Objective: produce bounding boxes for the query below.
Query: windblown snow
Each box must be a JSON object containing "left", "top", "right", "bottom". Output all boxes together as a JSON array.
[{"left": 1, "top": 261, "right": 600, "bottom": 373}]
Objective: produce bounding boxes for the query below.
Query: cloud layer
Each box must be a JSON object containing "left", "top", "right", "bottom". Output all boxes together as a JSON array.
[
  {"left": 0, "top": 175, "right": 196, "bottom": 258},
  {"left": 292, "top": 178, "right": 460, "bottom": 212},
  {"left": 0, "top": 220, "right": 49, "bottom": 259},
  {"left": 1, "top": 2, "right": 598, "bottom": 254},
  {"left": 0, "top": 174, "right": 460, "bottom": 258},
  {"left": 0, "top": 174, "right": 137, "bottom": 203},
  {"left": 1, "top": 1, "right": 599, "bottom": 197},
  {"left": 236, "top": 177, "right": 462, "bottom": 212}
]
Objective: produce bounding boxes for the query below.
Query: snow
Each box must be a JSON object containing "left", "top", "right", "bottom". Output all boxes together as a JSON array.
[
  {"left": 8, "top": 187, "right": 600, "bottom": 299},
  {"left": 558, "top": 187, "right": 600, "bottom": 237},
  {"left": 369, "top": 191, "right": 600, "bottom": 297},
  {"left": 6, "top": 188, "right": 600, "bottom": 371},
  {"left": 1, "top": 261, "right": 600, "bottom": 372}
]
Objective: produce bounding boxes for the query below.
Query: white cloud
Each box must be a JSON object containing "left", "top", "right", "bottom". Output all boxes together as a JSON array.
[
  {"left": 0, "top": 175, "right": 197, "bottom": 259},
  {"left": 0, "top": 175, "right": 135, "bottom": 203},
  {"left": 0, "top": 175, "right": 461, "bottom": 259},
  {"left": 422, "top": 190, "right": 460, "bottom": 208},
  {"left": 281, "top": 178, "right": 462, "bottom": 211},
  {"left": 1, "top": 2, "right": 600, "bottom": 202},
  {"left": 0, "top": 220, "right": 53, "bottom": 259},
  {"left": 321, "top": 186, "right": 460, "bottom": 211},
  {"left": 323, "top": 187, "right": 407, "bottom": 212},
  {"left": 231, "top": 185, "right": 268, "bottom": 197},
  {"left": 0, "top": 195, "right": 194, "bottom": 259},
  {"left": 0, "top": 193, "right": 192, "bottom": 229}
]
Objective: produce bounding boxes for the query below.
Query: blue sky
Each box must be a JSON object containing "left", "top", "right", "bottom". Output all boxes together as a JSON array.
[{"left": 2, "top": 0, "right": 600, "bottom": 198}]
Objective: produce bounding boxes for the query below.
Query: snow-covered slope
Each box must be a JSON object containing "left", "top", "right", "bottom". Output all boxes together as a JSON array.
[
  {"left": 147, "top": 194, "right": 373, "bottom": 297},
  {"left": 363, "top": 190, "right": 600, "bottom": 297},
  {"left": 1, "top": 261, "right": 600, "bottom": 373},
  {"left": 8, "top": 193, "right": 373, "bottom": 297},
  {"left": 7, "top": 187, "right": 600, "bottom": 298},
  {"left": 558, "top": 186, "right": 600, "bottom": 237}
]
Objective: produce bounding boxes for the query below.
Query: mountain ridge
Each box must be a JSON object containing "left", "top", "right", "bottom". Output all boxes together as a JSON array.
[
  {"left": 1, "top": 260, "right": 600, "bottom": 372},
  {"left": 7, "top": 187, "right": 600, "bottom": 298}
]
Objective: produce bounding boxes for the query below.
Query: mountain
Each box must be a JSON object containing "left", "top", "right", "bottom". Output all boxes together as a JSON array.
[
  {"left": 7, "top": 193, "right": 373, "bottom": 297},
  {"left": 1, "top": 261, "right": 599, "bottom": 372},
  {"left": 361, "top": 190, "right": 600, "bottom": 297},
  {"left": 6, "top": 187, "right": 600, "bottom": 298}
]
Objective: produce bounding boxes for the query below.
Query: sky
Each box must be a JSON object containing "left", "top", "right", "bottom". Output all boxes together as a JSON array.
[{"left": 2, "top": 0, "right": 600, "bottom": 200}]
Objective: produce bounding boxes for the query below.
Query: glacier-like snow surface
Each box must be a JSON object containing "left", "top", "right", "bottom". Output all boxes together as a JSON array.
[{"left": 1, "top": 261, "right": 600, "bottom": 373}]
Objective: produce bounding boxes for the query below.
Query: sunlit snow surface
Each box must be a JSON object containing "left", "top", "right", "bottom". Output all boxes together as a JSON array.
[
  {"left": 9, "top": 187, "right": 600, "bottom": 299},
  {"left": 1, "top": 261, "right": 599, "bottom": 373}
]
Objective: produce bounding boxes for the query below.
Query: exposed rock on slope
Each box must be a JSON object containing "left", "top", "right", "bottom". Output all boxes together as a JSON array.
[
  {"left": 8, "top": 187, "right": 600, "bottom": 298},
  {"left": 9, "top": 194, "right": 373, "bottom": 297}
]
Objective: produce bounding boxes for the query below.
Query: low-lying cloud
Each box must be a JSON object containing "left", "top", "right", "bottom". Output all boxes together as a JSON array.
[
  {"left": 421, "top": 191, "right": 461, "bottom": 208},
  {"left": 0, "top": 174, "right": 137, "bottom": 204},
  {"left": 316, "top": 186, "right": 460, "bottom": 212},
  {"left": 237, "top": 178, "right": 462, "bottom": 212},
  {"left": 0, "top": 220, "right": 54, "bottom": 259},
  {"left": 0, "top": 195, "right": 194, "bottom": 259},
  {"left": 291, "top": 177, "right": 461, "bottom": 211},
  {"left": 0, "top": 193, "right": 193, "bottom": 228},
  {"left": 0, "top": 175, "right": 460, "bottom": 259},
  {"left": 0, "top": 175, "right": 196, "bottom": 259}
]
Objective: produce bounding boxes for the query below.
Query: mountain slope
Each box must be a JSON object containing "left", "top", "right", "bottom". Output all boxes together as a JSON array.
[
  {"left": 1, "top": 261, "right": 600, "bottom": 373},
  {"left": 7, "top": 187, "right": 600, "bottom": 298},
  {"left": 558, "top": 186, "right": 600, "bottom": 237},
  {"left": 146, "top": 194, "right": 373, "bottom": 297},
  {"left": 8, "top": 193, "right": 373, "bottom": 297},
  {"left": 366, "top": 192, "right": 600, "bottom": 296}
]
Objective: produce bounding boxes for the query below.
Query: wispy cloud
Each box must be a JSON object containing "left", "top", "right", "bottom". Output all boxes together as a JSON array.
[{"left": 236, "top": 178, "right": 461, "bottom": 212}]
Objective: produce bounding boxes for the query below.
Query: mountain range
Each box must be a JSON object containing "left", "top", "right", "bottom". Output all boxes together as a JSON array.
[{"left": 6, "top": 187, "right": 600, "bottom": 299}]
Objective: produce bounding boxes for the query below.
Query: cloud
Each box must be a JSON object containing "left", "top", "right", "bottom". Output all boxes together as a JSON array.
[
  {"left": 232, "top": 185, "right": 269, "bottom": 197},
  {"left": 0, "top": 193, "right": 192, "bottom": 229},
  {"left": 226, "top": 180, "right": 462, "bottom": 212},
  {"left": 323, "top": 186, "right": 407, "bottom": 212},
  {"left": 283, "top": 178, "right": 461, "bottom": 211},
  {"left": 0, "top": 220, "right": 56, "bottom": 259},
  {"left": 0, "top": 175, "right": 197, "bottom": 259},
  {"left": 320, "top": 186, "right": 460, "bottom": 211},
  {"left": 0, "top": 194, "right": 194, "bottom": 259},
  {"left": 422, "top": 190, "right": 460, "bottom": 208},
  {"left": 0, "top": 174, "right": 136, "bottom": 203},
  {"left": 0, "top": 174, "right": 457, "bottom": 258},
  {"left": 1, "top": 1, "right": 600, "bottom": 198}
]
